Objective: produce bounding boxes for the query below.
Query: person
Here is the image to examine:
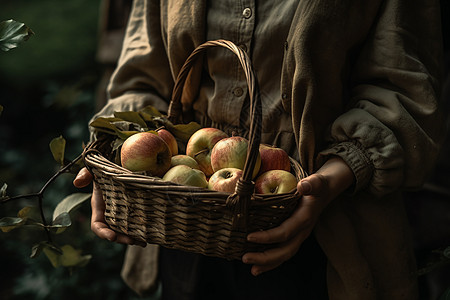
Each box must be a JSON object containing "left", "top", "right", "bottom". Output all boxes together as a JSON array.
[{"left": 74, "top": 0, "right": 445, "bottom": 299}]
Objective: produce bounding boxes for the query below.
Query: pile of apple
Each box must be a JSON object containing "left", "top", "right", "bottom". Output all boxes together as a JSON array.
[{"left": 120, "top": 127, "right": 298, "bottom": 195}]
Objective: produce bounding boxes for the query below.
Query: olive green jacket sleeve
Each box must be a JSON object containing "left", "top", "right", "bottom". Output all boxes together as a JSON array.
[{"left": 282, "top": 0, "right": 444, "bottom": 196}]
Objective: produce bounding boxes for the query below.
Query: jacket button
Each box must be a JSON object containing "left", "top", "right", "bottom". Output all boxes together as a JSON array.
[
  {"left": 242, "top": 8, "right": 252, "bottom": 19},
  {"left": 233, "top": 87, "right": 244, "bottom": 97}
]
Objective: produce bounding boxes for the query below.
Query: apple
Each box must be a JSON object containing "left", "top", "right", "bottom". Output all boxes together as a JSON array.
[
  {"left": 162, "top": 165, "right": 208, "bottom": 188},
  {"left": 254, "top": 170, "right": 298, "bottom": 194},
  {"left": 157, "top": 128, "right": 178, "bottom": 156},
  {"left": 258, "top": 144, "right": 291, "bottom": 175},
  {"left": 171, "top": 154, "right": 200, "bottom": 169},
  {"left": 208, "top": 168, "right": 243, "bottom": 193},
  {"left": 186, "top": 127, "right": 228, "bottom": 176},
  {"left": 210, "top": 136, "right": 261, "bottom": 179},
  {"left": 120, "top": 132, "right": 171, "bottom": 177}
]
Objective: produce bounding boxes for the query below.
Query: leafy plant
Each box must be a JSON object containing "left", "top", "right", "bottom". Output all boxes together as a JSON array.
[
  {"left": 0, "top": 135, "right": 92, "bottom": 269},
  {"left": 0, "top": 19, "right": 34, "bottom": 52},
  {"left": 0, "top": 104, "right": 200, "bottom": 271}
]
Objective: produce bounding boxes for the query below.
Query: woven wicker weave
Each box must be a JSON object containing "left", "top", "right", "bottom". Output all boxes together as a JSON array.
[{"left": 84, "top": 40, "right": 307, "bottom": 260}]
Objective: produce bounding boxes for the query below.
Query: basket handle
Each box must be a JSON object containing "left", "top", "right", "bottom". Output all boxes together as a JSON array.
[{"left": 168, "top": 40, "right": 262, "bottom": 230}]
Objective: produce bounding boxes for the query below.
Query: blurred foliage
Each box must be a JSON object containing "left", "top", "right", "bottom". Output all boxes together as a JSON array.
[
  {"left": 0, "top": 0, "right": 157, "bottom": 299},
  {"left": 0, "top": 19, "right": 34, "bottom": 52}
]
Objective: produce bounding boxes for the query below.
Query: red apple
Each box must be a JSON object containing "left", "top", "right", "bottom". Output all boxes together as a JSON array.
[
  {"left": 162, "top": 165, "right": 208, "bottom": 188},
  {"left": 254, "top": 170, "right": 298, "bottom": 194},
  {"left": 120, "top": 132, "right": 171, "bottom": 177},
  {"left": 157, "top": 128, "right": 178, "bottom": 156},
  {"left": 258, "top": 144, "right": 291, "bottom": 175},
  {"left": 186, "top": 127, "right": 228, "bottom": 176},
  {"left": 208, "top": 168, "right": 243, "bottom": 193},
  {"left": 210, "top": 136, "right": 261, "bottom": 179},
  {"left": 171, "top": 154, "right": 200, "bottom": 170}
]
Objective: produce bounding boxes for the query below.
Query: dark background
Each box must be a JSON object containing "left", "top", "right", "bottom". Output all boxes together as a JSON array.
[{"left": 0, "top": 1, "right": 449, "bottom": 299}]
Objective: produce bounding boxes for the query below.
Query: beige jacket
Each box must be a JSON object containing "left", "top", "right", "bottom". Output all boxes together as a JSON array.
[{"left": 93, "top": 0, "right": 445, "bottom": 299}]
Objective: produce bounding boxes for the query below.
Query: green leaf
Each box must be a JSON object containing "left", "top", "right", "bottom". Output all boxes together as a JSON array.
[
  {"left": 59, "top": 245, "right": 92, "bottom": 267},
  {"left": 139, "top": 105, "right": 163, "bottom": 121},
  {"left": 0, "top": 217, "right": 24, "bottom": 232},
  {"left": 49, "top": 136, "right": 66, "bottom": 166},
  {"left": 155, "top": 118, "right": 201, "bottom": 142},
  {"left": 51, "top": 212, "right": 72, "bottom": 234},
  {"left": 89, "top": 117, "right": 123, "bottom": 133},
  {"left": 444, "top": 246, "right": 450, "bottom": 258},
  {"left": 42, "top": 243, "right": 64, "bottom": 267},
  {"left": 90, "top": 117, "right": 141, "bottom": 139},
  {"left": 43, "top": 244, "right": 91, "bottom": 268},
  {"left": 31, "top": 241, "right": 61, "bottom": 259},
  {"left": 0, "top": 19, "right": 34, "bottom": 52},
  {"left": 17, "top": 206, "right": 40, "bottom": 221},
  {"left": 438, "top": 288, "right": 450, "bottom": 300},
  {"left": 52, "top": 193, "right": 91, "bottom": 221},
  {"left": 0, "top": 183, "right": 7, "bottom": 199},
  {"left": 114, "top": 111, "right": 148, "bottom": 129}
]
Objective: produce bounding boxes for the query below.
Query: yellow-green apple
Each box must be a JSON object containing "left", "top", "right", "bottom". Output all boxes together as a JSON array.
[
  {"left": 210, "top": 136, "right": 261, "bottom": 179},
  {"left": 156, "top": 128, "right": 178, "bottom": 156},
  {"left": 120, "top": 132, "right": 171, "bottom": 177},
  {"left": 162, "top": 165, "right": 208, "bottom": 188},
  {"left": 254, "top": 170, "right": 298, "bottom": 194},
  {"left": 208, "top": 167, "right": 243, "bottom": 193},
  {"left": 186, "top": 127, "right": 228, "bottom": 176},
  {"left": 258, "top": 144, "right": 291, "bottom": 175},
  {"left": 171, "top": 154, "right": 200, "bottom": 170}
]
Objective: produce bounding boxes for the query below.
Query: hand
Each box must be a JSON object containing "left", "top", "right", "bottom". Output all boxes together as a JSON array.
[
  {"left": 73, "top": 167, "right": 146, "bottom": 247},
  {"left": 242, "top": 156, "right": 354, "bottom": 276}
]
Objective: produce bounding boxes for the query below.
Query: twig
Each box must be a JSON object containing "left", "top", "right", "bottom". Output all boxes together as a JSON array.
[{"left": 0, "top": 153, "right": 84, "bottom": 243}]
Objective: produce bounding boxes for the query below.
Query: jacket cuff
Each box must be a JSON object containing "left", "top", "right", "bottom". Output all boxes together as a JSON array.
[{"left": 317, "top": 141, "right": 374, "bottom": 194}]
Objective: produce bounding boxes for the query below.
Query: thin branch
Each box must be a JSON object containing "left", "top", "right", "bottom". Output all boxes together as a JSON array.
[
  {"left": 1, "top": 193, "right": 40, "bottom": 204},
  {"left": 0, "top": 152, "right": 83, "bottom": 243}
]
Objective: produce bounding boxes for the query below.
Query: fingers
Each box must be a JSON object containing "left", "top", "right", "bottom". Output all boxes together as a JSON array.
[
  {"left": 242, "top": 230, "right": 310, "bottom": 276},
  {"left": 246, "top": 197, "right": 316, "bottom": 245},
  {"left": 91, "top": 220, "right": 145, "bottom": 246},
  {"left": 90, "top": 183, "right": 146, "bottom": 247},
  {"left": 73, "top": 167, "right": 93, "bottom": 188}
]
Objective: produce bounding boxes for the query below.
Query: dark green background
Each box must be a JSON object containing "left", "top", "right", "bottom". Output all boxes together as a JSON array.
[{"left": 0, "top": 1, "right": 157, "bottom": 299}]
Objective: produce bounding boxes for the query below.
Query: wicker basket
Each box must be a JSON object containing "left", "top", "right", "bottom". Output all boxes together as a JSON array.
[{"left": 83, "top": 40, "right": 307, "bottom": 260}]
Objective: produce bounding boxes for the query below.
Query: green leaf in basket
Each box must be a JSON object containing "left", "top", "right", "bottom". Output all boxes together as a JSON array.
[
  {"left": 139, "top": 105, "right": 163, "bottom": 119},
  {"left": 0, "top": 19, "right": 34, "bottom": 52},
  {"left": 52, "top": 193, "right": 91, "bottom": 221},
  {"left": 116, "top": 130, "right": 141, "bottom": 140},
  {"left": 89, "top": 117, "right": 123, "bottom": 135},
  {"left": 114, "top": 111, "right": 148, "bottom": 129},
  {"left": 49, "top": 136, "right": 66, "bottom": 166},
  {"left": 153, "top": 116, "right": 201, "bottom": 142},
  {"left": 171, "top": 122, "right": 202, "bottom": 141}
]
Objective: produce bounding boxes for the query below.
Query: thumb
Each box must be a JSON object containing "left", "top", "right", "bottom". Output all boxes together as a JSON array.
[
  {"left": 297, "top": 174, "right": 326, "bottom": 196},
  {"left": 73, "top": 167, "right": 93, "bottom": 188}
]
